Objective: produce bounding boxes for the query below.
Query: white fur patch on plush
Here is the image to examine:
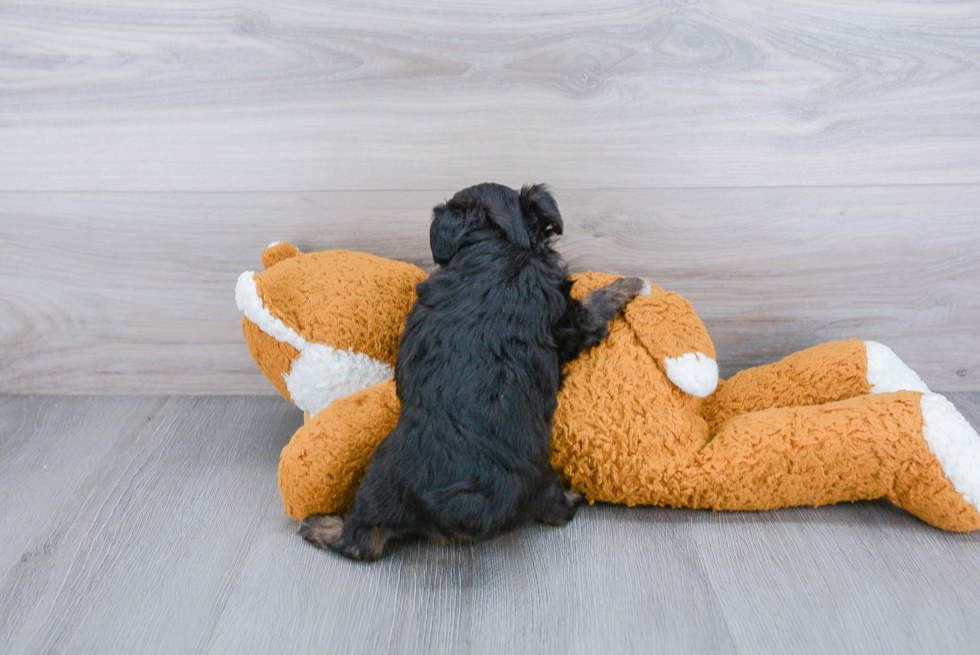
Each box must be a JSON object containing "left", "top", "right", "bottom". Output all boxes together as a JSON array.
[
  {"left": 640, "top": 279, "right": 653, "bottom": 296},
  {"left": 236, "top": 271, "right": 308, "bottom": 351},
  {"left": 284, "top": 344, "right": 393, "bottom": 415},
  {"left": 920, "top": 392, "right": 980, "bottom": 512},
  {"left": 865, "top": 341, "right": 929, "bottom": 393},
  {"left": 235, "top": 270, "right": 393, "bottom": 414},
  {"left": 664, "top": 352, "right": 718, "bottom": 398}
]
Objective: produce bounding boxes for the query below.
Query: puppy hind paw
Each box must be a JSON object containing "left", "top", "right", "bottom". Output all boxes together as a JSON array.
[
  {"left": 540, "top": 504, "right": 579, "bottom": 527},
  {"left": 298, "top": 514, "right": 345, "bottom": 551},
  {"left": 537, "top": 487, "right": 583, "bottom": 527}
]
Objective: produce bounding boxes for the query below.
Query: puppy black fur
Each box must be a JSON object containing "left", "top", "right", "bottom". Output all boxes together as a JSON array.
[{"left": 300, "top": 183, "right": 646, "bottom": 560}]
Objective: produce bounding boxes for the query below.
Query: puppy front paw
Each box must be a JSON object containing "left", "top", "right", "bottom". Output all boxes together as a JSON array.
[
  {"left": 610, "top": 276, "right": 650, "bottom": 303},
  {"left": 584, "top": 276, "right": 649, "bottom": 323}
]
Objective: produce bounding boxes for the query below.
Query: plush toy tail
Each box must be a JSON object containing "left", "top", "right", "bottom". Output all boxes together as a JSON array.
[{"left": 692, "top": 391, "right": 980, "bottom": 532}]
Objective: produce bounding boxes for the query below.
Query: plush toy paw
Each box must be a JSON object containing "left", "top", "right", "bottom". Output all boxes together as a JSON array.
[
  {"left": 664, "top": 351, "right": 719, "bottom": 398},
  {"left": 865, "top": 341, "right": 929, "bottom": 393},
  {"left": 920, "top": 392, "right": 980, "bottom": 512}
]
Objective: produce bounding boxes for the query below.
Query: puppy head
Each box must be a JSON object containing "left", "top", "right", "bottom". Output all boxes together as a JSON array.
[{"left": 430, "top": 183, "right": 563, "bottom": 265}]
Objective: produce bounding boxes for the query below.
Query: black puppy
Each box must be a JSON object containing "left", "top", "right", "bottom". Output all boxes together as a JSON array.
[{"left": 300, "top": 183, "right": 647, "bottom": 560}]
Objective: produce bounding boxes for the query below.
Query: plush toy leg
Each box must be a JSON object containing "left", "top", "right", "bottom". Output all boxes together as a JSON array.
[
  {"left": 279, "top": 379, "right": 400, "bottom": 520},
  {"left": 689, "top": 391, "right": 980, "bottom": 531},
  {"left": 701, "top": 340, "right": 928, "bottom": 431}
]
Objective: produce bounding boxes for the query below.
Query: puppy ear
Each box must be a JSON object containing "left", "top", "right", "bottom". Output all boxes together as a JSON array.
[
  {"left": 431, "top": 183, "right": 535, "bottom": 263},
  {"left": 480, "top": 192, "right": 531, "bottom": 250},
  {"left": 520, "top": 184, "right": 563, "bottom": 237},
  {"left": 430, "top": 203, "right": 468, "bottom": 265}
]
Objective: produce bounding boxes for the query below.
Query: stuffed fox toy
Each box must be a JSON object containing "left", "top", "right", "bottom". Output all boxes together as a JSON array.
[{"left": 236, "top": 242, "right": 980, "bottom": 532}]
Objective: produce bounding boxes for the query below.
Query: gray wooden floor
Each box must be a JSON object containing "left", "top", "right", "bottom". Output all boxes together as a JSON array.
[{"left": 2, "top": 393, "right": 980, "bottom": 654}]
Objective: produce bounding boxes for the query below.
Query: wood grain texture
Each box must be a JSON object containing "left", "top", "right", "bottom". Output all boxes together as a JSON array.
[
  {"left": 1, "top": 0, "right": 979, "bottom": 191},
  {"left": 0, "top": 395, "right": 302, "bottom": 654},
  {"left": 2, "top": 0, "right": 978, "bottom": 393},
  {"left": 1, "top": 186, "right": 977, "bottom": 393},
  {"left": 1, "top": 395, "right": 979, "bottom": 654}
]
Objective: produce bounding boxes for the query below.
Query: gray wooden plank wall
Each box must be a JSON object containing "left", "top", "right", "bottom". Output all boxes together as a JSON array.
[{"left": 1, "top": 1, "right": 979, "bottom": 393}]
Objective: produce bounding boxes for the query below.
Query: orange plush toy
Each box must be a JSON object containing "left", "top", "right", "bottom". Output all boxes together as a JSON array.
[{"left": 236, "top": 242, "right": 980, "bottom": 532}]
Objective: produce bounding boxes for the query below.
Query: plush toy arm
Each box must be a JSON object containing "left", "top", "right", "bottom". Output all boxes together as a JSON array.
[
  {"left": 279, "top": 379, "right": 401, "bottom": 519},
  {"left": 623, "top": 284, "right": 718, "bottom": 398}
]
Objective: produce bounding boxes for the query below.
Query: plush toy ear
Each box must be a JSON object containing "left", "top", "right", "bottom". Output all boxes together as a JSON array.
[
  {"left": 429, "top": 203, "right": 469, "bottom": 266},
  {"left": 261, "top": 241, "right": 300, "bottom": 269},
  {"left": 520, "top": 183, "right": 563, "bottom": 237}
]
